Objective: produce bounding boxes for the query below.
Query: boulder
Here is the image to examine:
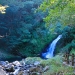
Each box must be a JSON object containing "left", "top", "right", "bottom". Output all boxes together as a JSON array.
[
  {"left": 43, "top": 66, "right": 49, "bottom": 72},
  {"left": 34, "top": 61, "right": 40, "bottom": 66},
  {"left": 13, "top": 61, "right": 21, "bottom": 66},
  {"left": 18, "top": 70, "right": 29, "bottom": 75},
  {"left": 0, "top": 61, "right": 7, "bottom": 67},
  {"left": 0, "top": 68, "right": 6, "bottom": 75},
  {"left": 5, "top": 64, "right": 15, "bottom": 72}
]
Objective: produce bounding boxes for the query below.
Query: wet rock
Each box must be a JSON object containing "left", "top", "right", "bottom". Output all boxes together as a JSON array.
[
  {"left": 21, "top": 59, "right": 25, "bottom": 65},
  {"left": 35, "top": 65, "right": 43, "bottom": 73},
  {"left": 13, "top": 61, "right": 21, "bottom": 66},
  {"left": 34, "top": 61, "right": 40, "bottom": 66},
  {"left": 43, "top": 66, "right": 49, "bottom": 72},
  {"left": 0, "top": 57, "right": 50, "bottom": 75},
  {"left": 29, "top": 64, "right": 33, "bottom": 67},
  {"left": 0, "top": 65, "right": 3, "bottom": 69},
  {"left": 29, "top": 67, "right": 37, "bottom": 72},
  {"left": 5, "top": 61, "right": 9, "bottom": 64},
  {"left": 12, "top": 67, "right": 20, "bottom": 75},
  {"left": 5, "top": 64, "right": 15, "bottom": 72},
  {"left": 0, "top": 61, "right": 7, "bottom": 66},
  {"left": 29, "top": 65, "right": 43, "bottom": 73},
  {"left": 30, "top": 72, "right": 41, "bottom": 75},
  {"left": 0, "top": 68, "right": 6, "bottom": 75},
  {"left": 18, "top": 70, "right": 29, "bottom": 75}
]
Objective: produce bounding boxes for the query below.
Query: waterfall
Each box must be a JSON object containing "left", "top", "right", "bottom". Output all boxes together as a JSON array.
[{"left": 42, "top": 35, "right": 62, "bottom": 59}]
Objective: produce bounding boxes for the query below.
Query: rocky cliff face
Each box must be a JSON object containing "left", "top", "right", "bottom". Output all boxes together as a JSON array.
[{"left": 0, "top": 57, "right": 50, "bottom": 75}]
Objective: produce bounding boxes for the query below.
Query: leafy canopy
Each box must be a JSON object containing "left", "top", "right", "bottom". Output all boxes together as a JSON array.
[{"left": 39, "top": 0, "right": 75, "bottom": 27}]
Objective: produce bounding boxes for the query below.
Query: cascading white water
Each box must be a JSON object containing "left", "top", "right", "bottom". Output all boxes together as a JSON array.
[{"left": 42, "top": 35, "right": 62, "bottom": 59}]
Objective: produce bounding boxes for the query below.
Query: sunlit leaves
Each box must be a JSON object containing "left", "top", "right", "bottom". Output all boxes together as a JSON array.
[
  {"left": 39, "top": 0, "right": 75, "bottom": 27},
  {"left": 0, "top": 5, "right": 9, "bottom": 14}
]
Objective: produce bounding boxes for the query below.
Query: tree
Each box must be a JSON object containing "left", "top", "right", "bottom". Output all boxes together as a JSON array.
[
  {"left": 39, "top": 0, "right": 75, "bottom": 27},
  {"left": 0, "top": 0, "right": 53, "bottom": 57}
]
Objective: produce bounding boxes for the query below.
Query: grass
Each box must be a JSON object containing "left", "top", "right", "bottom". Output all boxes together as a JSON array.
[{"left": 22, "top": 55, "right": 75, "bottom": 75}]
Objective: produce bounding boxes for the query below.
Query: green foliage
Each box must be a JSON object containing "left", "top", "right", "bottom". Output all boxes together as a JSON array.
[
  {"left": 39, "top": 0, "right": 75, "bottom": 27},
  {"left": 2, "top": 0, "right": 75, "bottom": 58},
  {"left": 21, "top": 55, "right": 75, "bottom": 75},
  {"left": 11, "top": 33, "right": 55, "bottom": 57},
  {"left": 61, "top": 43, "right": 71, "bottom": 53},
  {"left": 54, "top": 26, "right": 75, "bottom": 54},
  {"left": 70, "top": 48, "right": 75, "bottom": 54},
  {"left": 41, "top": 55, "right": 74, "bottom": 75},
  {"left": 0, "top": 0, "right": 57, "bottom": 57},
  {"left": 38, "top": 0, "right": 75, "bottom": 55}
]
